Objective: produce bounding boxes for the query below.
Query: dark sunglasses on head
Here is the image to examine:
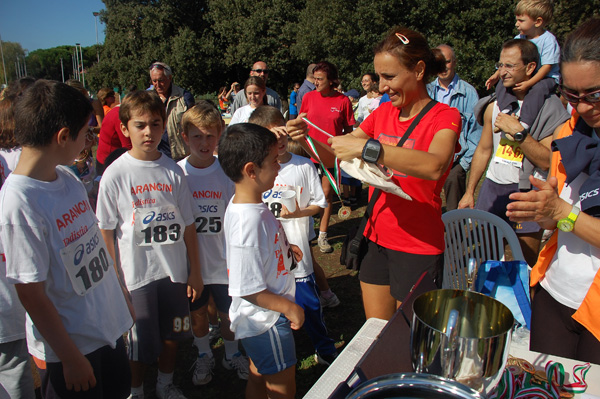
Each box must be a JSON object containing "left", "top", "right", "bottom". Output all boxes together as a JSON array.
[
  {"left": 149, "top": 63, "right": 172, "bottom": 74},
  {"left": 559, "top": 85, "right": 600, "bottom": 104},
  {"left": 252, "top": 69, "right": 270, "bottom": 74}
]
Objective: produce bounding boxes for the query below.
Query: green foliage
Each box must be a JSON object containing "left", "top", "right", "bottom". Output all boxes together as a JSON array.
[
  {"left": 0, "top": 41, "right": 26, "bottom": 85},
  {"left": 9, "top": 0, "right": 600, "bottom": 98}
]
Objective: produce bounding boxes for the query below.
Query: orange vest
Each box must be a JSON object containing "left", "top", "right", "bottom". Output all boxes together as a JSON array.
[{"left": 531, "top": 114, "right": 600, "bottom": 341}]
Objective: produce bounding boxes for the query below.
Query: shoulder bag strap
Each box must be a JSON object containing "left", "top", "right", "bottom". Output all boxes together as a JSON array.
[{"left": 354, "top": 100, "right": 438, "bottom": 238}]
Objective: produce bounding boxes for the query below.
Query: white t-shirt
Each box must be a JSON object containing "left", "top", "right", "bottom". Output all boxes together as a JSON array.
[
  {"left": 541, "top": 172, "right": 600, "bottom": 309},
  {"left": 0, "top": 146, "right": 25, "bottom": 344},
  {"left": 178, "top": 157, "right": 235, "bottom": 285},
  {"left": 262, "top": 154, "right": 327, "bottom": 278},
  {"left": 0, "top": 239, "right": 26, "bottom": 344},
  {"left": 96, "top": 152, "right": 196, "bottom": 291},
  {"left": 228, "top": 104, "right": 256, "bottom": 125},
  {"left": 225, "top": 202, "right": 296, "bottom": 339},
  {"left": 0, "top": 146, "right": 22, "bottom": 182},
  {"left": 0, "top": 167, "right": 133, "bottom": 361}
]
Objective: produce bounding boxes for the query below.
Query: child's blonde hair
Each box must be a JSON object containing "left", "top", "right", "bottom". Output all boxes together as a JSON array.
[
  {"left": 515, "top": 0, "right": 554, "bottom": 25},
  {"left": 182, "top": 100, "right": 223, "bottom": 134}
]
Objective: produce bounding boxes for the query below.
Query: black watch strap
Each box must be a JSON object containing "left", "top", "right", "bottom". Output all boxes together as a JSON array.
[{"left": 362, "top": 138, "right": 382, "bottom": 163}]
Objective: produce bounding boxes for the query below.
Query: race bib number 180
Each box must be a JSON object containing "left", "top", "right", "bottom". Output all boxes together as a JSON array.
[
  {"left": 60, "top": 225, "right": 113, "bottom": 296},
  {"left": 134, "top": 206, "right": 184, "bottom": 246}
]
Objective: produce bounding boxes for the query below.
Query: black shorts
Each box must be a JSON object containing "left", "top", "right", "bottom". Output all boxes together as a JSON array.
[
  {"left": 189, "top": 284, "right": 232, "bottom": 313},
  {"left": 359, "top": 239, "right": 443, "bottom": 300},
  {"left": 41, "top": 338, "right": 130, "bottom": 399}
]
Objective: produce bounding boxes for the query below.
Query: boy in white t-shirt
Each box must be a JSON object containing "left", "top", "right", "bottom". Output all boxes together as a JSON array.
[
  {"left": 177, "top": 101, "right": 249, "bottom": 385},
  {"left": 96, "top": 91, "right": 203, "bottom": 399},
  {"left": 249, "top": 106, "right": 339, "bottom": 366},
  {"left": 0, "top": 80, "right": 134, "bottom": 398},
  {"left": 219, "top": 123, "right": 304, "bottom": 399}
]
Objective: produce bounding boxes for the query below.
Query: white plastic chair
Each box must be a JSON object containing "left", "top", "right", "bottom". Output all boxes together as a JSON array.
[{"left": 442, "top": 208, "right": 526, "bottom": 289}]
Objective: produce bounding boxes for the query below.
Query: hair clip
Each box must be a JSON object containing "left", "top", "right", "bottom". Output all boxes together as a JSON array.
[{"left": 395, "top": 33, "right": 410, "bottom": 45}]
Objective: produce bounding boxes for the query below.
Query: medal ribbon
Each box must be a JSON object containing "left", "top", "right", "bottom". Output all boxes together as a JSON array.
[
  {"left": 304, "top": 135, "right": 343, "bottom": 202},
  {"left": 491, "top": 360, "right": 590, "bottom": 399}
]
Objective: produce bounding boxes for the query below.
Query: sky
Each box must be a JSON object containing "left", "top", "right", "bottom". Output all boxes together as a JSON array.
[{"left": 0, "top": 0, "right": 106, "bottom": 52}]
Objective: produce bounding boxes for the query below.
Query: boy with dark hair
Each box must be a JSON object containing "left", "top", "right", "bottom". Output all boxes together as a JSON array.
[
  {"left": 96, "top": 90, "right": 203, "bottom": 399},
  {"left": 249, "top": 106, "right": 339, "bottom": 366},
  {"left": 0, "top": 79, "right": 134, "bottom": 398},
  {"left": 177, "top": 101, "right": 249, "bottom": 385},
  {"left": 219, "top": 123, "right": 304, "bottom": 399}
]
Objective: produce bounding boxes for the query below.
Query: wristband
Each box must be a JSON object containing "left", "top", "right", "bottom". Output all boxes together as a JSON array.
[{"left": 362, "top": 138, "right": 382, "bottom": 164}]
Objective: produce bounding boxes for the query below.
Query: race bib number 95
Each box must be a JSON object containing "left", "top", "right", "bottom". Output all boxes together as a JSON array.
[
  {"left": 60, "top": 226, "right": 113, "bottom": 296},
  {"left": 135, "top": 206, "right": 184, "bottom": 246}
]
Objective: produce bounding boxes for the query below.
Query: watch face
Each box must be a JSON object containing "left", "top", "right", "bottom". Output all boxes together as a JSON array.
[
  {"left": 557, "top": 219, "right": 574, "bottom": 232},
  {"left": 364, "top": 146, "right": 379, "bottom": 160}
]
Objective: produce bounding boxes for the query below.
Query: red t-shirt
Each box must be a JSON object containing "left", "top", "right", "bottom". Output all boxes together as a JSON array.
[
  {"left": 96, "top": 106, "right": 132, "bottom": 165},
  {"left": 359, "top": 102, "right": 461, "bottom": 255},
  {"left": 299, "top": 90, "right": 355, "bottom": 145}
]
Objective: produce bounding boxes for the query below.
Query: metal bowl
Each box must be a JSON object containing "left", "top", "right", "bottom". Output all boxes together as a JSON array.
[{"left": 346, "top": 373, "right": 484, "bottom": 399}]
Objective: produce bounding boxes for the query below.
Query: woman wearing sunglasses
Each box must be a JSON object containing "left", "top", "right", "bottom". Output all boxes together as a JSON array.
[
  {"left": 507, "top": 18, "right": 600, "bottom": 362},
  {"left": 289, "top": 27, "right": 461, "bottom": 320}
]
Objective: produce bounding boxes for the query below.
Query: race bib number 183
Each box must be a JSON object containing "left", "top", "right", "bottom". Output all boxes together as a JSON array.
[{"left": 134, "top": 206, "right": 184, "bottom": 246}]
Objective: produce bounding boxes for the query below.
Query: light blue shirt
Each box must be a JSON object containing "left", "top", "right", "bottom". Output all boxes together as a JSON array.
[
  {"left": 432, "top": 74, "right": 459, "bottom": 105},
  {"left": 515, "top": 30, "right": 560, "bottom": 83},
  {"left": 427, "top": 74, "right": 482, "bottom": 171}
]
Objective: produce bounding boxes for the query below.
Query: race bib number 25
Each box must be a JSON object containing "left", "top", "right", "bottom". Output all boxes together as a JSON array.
[
  {"left": 195, "top": 199, "right": 224, "bottom": 235},
  {"left": 60, "top": 226, "right": 113, "bottom": 296}
]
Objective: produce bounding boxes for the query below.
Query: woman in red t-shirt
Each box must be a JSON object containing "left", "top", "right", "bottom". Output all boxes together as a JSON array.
[
  {"left": 290, "top": 28, "right": 461, "bottom": 320},
  {"left": 299, "top": 61, "right": 355, "bottom": 254}
]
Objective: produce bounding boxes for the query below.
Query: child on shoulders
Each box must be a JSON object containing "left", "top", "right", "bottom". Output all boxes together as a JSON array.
[
  {"left": 177, "top": 101, "right": 250, "bottom": 385},
  {"left": 219, "top": 123, "right": 304, "bottom": 399},
  {"left": 96, "top": 90, "right": 203, "bottom": 399},
  {"left": 0, "top": 80, "right": 133, "bottom": 398},
  {"left": 486, "top": 0, "right": 559, "bottom": 130}
]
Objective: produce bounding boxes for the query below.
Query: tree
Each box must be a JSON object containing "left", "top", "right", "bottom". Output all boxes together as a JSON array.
[{"left": 0, "top": 41, "right": 26, "bottom": 85}]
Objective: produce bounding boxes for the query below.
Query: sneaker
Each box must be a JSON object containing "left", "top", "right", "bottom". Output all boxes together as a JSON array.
[
  {"left": 314, "top": 352, "right": 338, "bottom": 366},
  {"left": 128, "top": 394, "right": 144, "bottom": 399},
  {"left": 156, "top": 383, "right": 187, "bottom": 399},
  {"left": 208, "top": 322, "right": 221, "bottom": 341},
  {"left": 318, "top": 235, "right": 333, "bottom": 253},
  {"left": 191, "top": 353, "right": 215, "bottom": 386},
  {"left": 320, "top": 292, "right": 341, "bottom": 308},
  {"left": 222, "top": 352, "right": 250, "bottom": 380}
]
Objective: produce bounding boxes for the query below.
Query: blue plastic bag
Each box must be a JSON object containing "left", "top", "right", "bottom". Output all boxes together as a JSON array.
[{"left": 475, "top": 260, "right": 531, "bottom": 329}]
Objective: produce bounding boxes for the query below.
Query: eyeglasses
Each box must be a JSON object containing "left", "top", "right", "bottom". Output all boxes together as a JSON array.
[
  {"left": 252, "top": 69, "right": 270, "bottom": 74},
  {"left": 149, "top": 62, "right": 172, "bottom": 74},
  {"left": 495, "top": 62, "right": 523, "bottom": 71},
  {"left": 559, "top": 85, "right": 600, "bottom": 104}
]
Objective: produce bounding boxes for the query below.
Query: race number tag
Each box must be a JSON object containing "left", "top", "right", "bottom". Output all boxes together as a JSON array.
[
  {"left": 263, "top": 187, "right": 298, "bottom": 219},
  {"left": 194, "top": 199, "right": 225, "bottom": 235},
  {"left": 134, "top": 206, "right": 184, "bottom": 246},
  {"left": 59, "top": 225, "right": 113, "bottom": 296},
  {"left": 494, "top": 137, "right": 524, "bottom": 167}
]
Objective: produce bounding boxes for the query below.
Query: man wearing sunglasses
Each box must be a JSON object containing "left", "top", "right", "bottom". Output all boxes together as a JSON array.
[
  {"left": 149, "top": 61, "right": 195, "bottom": 161},
  {"left": 458, "top": 39, "right": 570, "bottom": 267},
  {"left": 230, "top": 61, "right": 282, "bottom": 114}
]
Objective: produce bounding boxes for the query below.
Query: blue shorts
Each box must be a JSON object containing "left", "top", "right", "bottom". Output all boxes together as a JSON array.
[
  {"left": 241, "top": 316, "right": 296, "bottom": 375},
  {"left": 189, "top": 283, "right": 232, "bottom": 313},
  {"left": 128, "top": 278, "right": 191, "bottom": 363},
  {"left": 475, "top": 179, "right": 541, "bottom": 234}
]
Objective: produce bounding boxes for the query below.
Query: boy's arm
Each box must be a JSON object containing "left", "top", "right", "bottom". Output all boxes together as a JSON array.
[
  {"left": 280, "top": 204, "right": 320, "bottom": 219},
  {"left": 100, "top": 228, "right": 136, "bottom": 320},
  {"left": 514, "top": 64, "right": 553, "bottom": 94},
  {"left": 485, "top": 70, "right": 501, "bottom": 90},
  {"left": 184, "top": 223, "right": 204, "bottom": 302},
  {"left": 15, "top": 282, "right": 96, "bottom": 392},
  {"left": 243, "top": 289, "right": 305, "bottom": 330}
]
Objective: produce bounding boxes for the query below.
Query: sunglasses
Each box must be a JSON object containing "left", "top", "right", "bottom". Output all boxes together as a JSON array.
[
  {"left": 252, "top": 69, "right": 270, "bottom": 74},
  {"left": 149, "top": 63, "right": 172, "bottom": 74},
  {"left": 559, "top": 85, "right": 600, "bottom": 104}
]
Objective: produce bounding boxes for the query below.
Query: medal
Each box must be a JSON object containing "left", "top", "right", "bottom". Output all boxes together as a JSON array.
[{"left": 338, "top": 206, "right": 351, "bottom": 220}]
